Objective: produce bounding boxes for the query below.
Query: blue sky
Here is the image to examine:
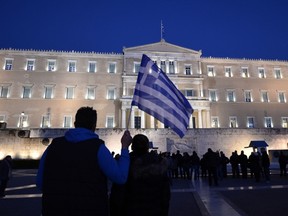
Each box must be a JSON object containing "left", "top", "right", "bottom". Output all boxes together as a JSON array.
[{"left": 1, "top": 0, "right": 288, "bottom": 60}]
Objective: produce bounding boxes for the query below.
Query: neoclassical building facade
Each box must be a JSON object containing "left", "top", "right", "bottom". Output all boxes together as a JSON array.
[{"left": 1, "top": 40, "right": 288, "bottom": 132}]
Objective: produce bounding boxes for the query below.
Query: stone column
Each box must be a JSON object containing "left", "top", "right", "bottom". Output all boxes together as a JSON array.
[
  {"left": 150, "top": 115, "right": 155, "bottom": 129},
  {"left": 206, "top": 109, "right": 211, "bottom": 128},
  {"left": 121, "top": 108, "right": 126, "bottom": 128},
  {"left": 198, "top": 109, "right": 203, "bottom": 128},
  {"left": 141, "top": 110, "right": 145, "bottom": 128},
  {"left": 130, "top": 107, "right": 135, "bottom": 129}
]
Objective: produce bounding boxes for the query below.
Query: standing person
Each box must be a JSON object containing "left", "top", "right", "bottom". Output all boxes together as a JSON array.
[
  {"left": 278, "top": 151, "right": 287, "bottom": 177},
  {"left": 200, "top": 156, "right": 208, "bottom": 178},
  {"left": 261, "top": 149, "right": 271, "bottom": 182},
  {"left": 0, "top": 155, "right": 13, "bottom": 197},
  {"left": 239, "top": 150, "right": 248, "bottom": 179},
  {"left": 204, "top": 148, "right": 219, "bottom": 186},
  {"left": 36, "top": 106, "right": 132, "bottom": 216},
  {"left": 249, "top": 152, "right": 261, "bottom": 182},
  {"left": 121, "top": 134, "right": 171, "bottom": 216},
  {"left": 175, "top": 150, "right": 183, "bottom": 178},
  {"left": 182, "top": 152, "right": 191, "bottom": 179},
  {"left": 219, "top": 151, "right": 229, "bottom": 178},
  {"left": 190, "top": 151, "right": 200, "bottom": 180},
  {"left": 230, "top": 151, "right": 240, "bottom": 178}
]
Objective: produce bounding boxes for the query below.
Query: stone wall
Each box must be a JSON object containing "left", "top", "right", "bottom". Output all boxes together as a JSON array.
[{"left": 0, "top": 128, "right": 288, "bottom": 160}]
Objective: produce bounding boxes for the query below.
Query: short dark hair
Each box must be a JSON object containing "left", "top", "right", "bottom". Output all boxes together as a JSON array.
[
  {"left": 74, "top": 107, "right": 97, "bottom": 130},
  {"left": 132, "top": 134, "right": 149, "bottom": 156}
]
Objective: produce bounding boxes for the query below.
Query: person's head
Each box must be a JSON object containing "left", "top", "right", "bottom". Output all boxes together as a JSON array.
[
  {"left": 74, "top": 107, "right": 97, "bottom": 131},
  {"left": 131, "top": 134, "right": 149, "bottom": 156}
]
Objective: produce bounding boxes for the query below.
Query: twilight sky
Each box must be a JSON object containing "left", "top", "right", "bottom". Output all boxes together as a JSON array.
[{"left": 1, "top": 0, "right": 288, "bottom": 60}]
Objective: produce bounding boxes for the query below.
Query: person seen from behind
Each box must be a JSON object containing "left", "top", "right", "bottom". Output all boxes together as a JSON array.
[
  {"left": 36, "top": 106, "right": 132, "bottom": 216},
  {"left": 111, "top": 134, "right": 171, "bottom": 216}
]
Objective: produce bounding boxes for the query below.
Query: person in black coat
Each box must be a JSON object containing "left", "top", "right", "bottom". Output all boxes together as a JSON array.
[
  {"left": 113, "top": 134, "right": 171, "bottom": 216},
  {"left": 0, "top": 155, "right": 12, "bottom": 197},
  {"left": 204, "top": 148, "right": 219, "bottom": 186}
]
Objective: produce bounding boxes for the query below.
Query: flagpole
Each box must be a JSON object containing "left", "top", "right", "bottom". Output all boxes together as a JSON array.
[{"left": 160, "top": 20, "right": 163, "bottom": 40}]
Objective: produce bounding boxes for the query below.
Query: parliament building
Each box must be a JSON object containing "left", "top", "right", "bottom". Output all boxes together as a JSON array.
[{"left": 1, "top": 40, "right": 288, "bottom": 132}]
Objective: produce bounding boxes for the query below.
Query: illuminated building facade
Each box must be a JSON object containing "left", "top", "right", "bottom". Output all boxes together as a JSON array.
[{"left": 1, "top": 40, "right": 288, "bottom": 131}]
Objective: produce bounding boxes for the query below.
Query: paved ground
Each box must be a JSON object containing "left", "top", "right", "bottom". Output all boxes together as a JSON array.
[{"left": 1, "top": 169, "right": 288, "bottom": 216}]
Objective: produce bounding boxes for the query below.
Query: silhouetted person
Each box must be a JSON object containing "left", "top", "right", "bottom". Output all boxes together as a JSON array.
[
  {"left": 0, "top": 155, "right": 12, "bottom": 197},
  {"left": 239, "top": 150, "right": 248, "bottom": 179},
  {"left": 123, "top": 134, "right": 171, "bottom": 216},
  {"left": 182, "top": 152, "right": 191, "bottom": 179},
  {"left": 204, "top": 148, "right": 219, "bottom": 186},
  {"left": 261, "top": 150, "right": 270, "bottom": 182},
  {"left": 230, "top": 151, "right": 240, "bottom": 178},
  {"left": 190, "top": 151, "right": 200, "bottom": 180},
  {"left": 200, "top": 156, "right": 208, "bottom": 178},
  {"left": 175, "top": 150, "right": 183, "bottom": 178},
  {"left": 278, "top": 151, "right": 287, "bottom": 177},
  {"left": 219, "top": 151, "right": 229, "bottom": 178},
  {"left": 249, "top": 152, "right": 261, "bottom": 182},
  {"left": 37, "top": 107, "right": 132, "bottom": 216}
]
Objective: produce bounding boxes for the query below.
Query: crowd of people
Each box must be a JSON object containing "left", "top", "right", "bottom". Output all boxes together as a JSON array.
[{"left": 156, "top": 147, "right": 288, "bottom": 187}]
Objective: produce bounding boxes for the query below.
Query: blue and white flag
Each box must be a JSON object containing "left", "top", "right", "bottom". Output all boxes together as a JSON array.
[{"left": 131, "top": 54, "right": 193, "bottom": 138}]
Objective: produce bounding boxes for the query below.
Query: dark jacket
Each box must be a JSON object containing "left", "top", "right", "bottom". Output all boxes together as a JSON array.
[
  {"left": 42, "top": 137, "right": 107, "bottom": 216},
  {"left": 125, "top": 152, "right": 171, "bottom": 216}
]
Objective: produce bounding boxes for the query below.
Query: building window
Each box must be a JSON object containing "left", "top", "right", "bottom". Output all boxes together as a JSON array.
[
  {"left": 65, "top": 87, "right": 75, "bottom": 99},
  {"left": 107, "top": 88, "right": 115, "bottom": 100},
  {"left": 41, "top": 115, "right": 50, "bottom": 128},
  {"left": 106, "top": 116, "right": 114, "bottom": 128},
  {"left": 64, "top": 116, "right": 72, "bottom": 128},
  {"left": 26, "top": 59, "right": 35, "bottom": 71},
  {"left": 44, "top": 86, "right": 53, "bottom": 99},
  {"left": 160, "top": 61, "right": 166, "bottom": 72},
  {"left": 241, "top": 67, "right": 249, "bottom": 78},
  {"left": 209, "top": 90, "right": 217, "bottom": 102},
  {"left": 274, "top": 68, "right": 282, "bottom": 79},
  {"left": 247, "top": 117, "right": 255, "bottom": 128},
  {"left": 23, "top": 86, "right": 32, "bottom": 98},
  {"left": 278, "top": 92, "right": 286, "bottom": 103},
  {"left": 47, "top": 60, "right": 56, "bottom": 71},
  {"left": 207, "top": 66, "right": 215, "bottom": 77},
  {"left": 258, "top": 68, "right": 266, "bottom": 78},
  {"left": 88, "top": 61, "right": 97, "bottom": 73},
  {"left": 4, "top": 59, "right": 13, "bottom": 70},
  {"left": 281, "top": 117, "right": 288, "bottom": 128},
  {"left": 169, "top": 61, "right": 175, "bottom": 74},
  {"left": 134, "top": 116, "right": 141, "bottom": 129},
  {"left": 108, "top": 63, "right": 116, "bottom": 73},
  {"left": 134, "top": 62, "right": 140, "bottom": 73},
  {"left": 264, "top": 117, "right": 273, "bottom": 128},
  {"left": 0, "top": 86, "right": 9, "bottom": 98},
  {"left": 225, "top": 67, "right": 232, "bottom": 77},
  {"left": 185, "top": 65, "right": 192, "bottom": 75},
  {"left": 86, "top": 87, "right": 95, "bottom": 100},
  {"left": 211, "top": 117, "right": 219, "bottom": 128},
  {"left": 18, "top": 113, "right": 28, "bottom": 128},
  {"left": 261, "top": 91, "right": 269, "bottom": 102},
  {"left": 0, "top": 115, "right": 5, "bottom": 124},
  {"left": 227, "top": 90, "right": 235, "bottom": 102},
  {"left": 244, "top": 90, "right": 252, "bottom": 102},
  {"left": 229, "top": 116, "right": 238, "bottom": 128},
  {"left": 68, "top": 61, "right": 76, "bottom": 72},
  {"left": 184, "top": 89, "right": 196, "bottom": 97}
]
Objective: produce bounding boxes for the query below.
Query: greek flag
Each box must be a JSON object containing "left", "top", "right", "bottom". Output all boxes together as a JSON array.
[{"left": 131, "top": 54, "right": 193, "bottom": 138}]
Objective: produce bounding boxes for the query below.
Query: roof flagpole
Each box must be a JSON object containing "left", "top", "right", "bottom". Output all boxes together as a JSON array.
[{"left": 161, "top": 20, "right": 164, "bottom": 41}]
